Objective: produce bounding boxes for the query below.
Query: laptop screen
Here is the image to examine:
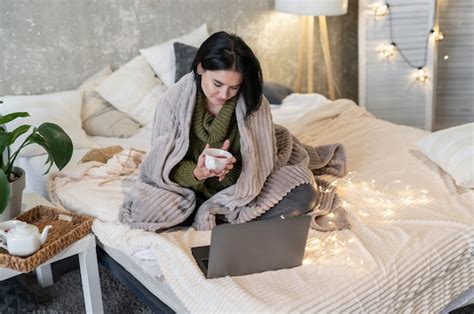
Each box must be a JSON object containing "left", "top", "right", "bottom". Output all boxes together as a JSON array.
[{"left": 192, "top": 215, "right": 311, "bottom": 279}]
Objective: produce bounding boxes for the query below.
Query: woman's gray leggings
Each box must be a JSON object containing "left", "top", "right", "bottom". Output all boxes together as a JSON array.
[
  {"left": 257, "top": 183, "right": 317, "bottom": 220},
  {"left": 179, "top": 183, "right": 317, "bottom": 227}
]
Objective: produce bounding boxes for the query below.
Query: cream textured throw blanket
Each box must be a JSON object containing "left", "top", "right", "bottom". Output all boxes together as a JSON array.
[
  {"left": 120, "top": 73, "right": 348, "bottom": 231},
  {"left": 48, "top": 101, "right": 473, "bottom": 313}
]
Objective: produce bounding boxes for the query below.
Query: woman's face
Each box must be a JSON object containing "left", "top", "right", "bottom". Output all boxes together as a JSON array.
[{"left": 199, "top": 65, "right": 243, "bottom": 108}]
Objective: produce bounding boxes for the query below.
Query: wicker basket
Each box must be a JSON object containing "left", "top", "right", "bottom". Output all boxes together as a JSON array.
[{"left": 0, "top": 205, "right": 93, "bottom": 273}]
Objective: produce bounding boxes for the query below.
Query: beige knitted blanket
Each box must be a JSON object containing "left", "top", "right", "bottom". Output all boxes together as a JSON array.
[{"left": 119, "top": 73, "right": 348, "bottom": 231}]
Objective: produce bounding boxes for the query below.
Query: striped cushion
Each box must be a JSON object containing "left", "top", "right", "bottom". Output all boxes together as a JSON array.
[{"left": 417, "top": 123, "right": 474, "bottom": 188}]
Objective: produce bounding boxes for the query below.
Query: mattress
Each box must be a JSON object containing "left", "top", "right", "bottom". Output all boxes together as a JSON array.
[
  {"left": 32, "top": 95, "right": 474, "bottom": 311},
  {"left": 98, "top": 242, "right": 186, "bottom": 312}
]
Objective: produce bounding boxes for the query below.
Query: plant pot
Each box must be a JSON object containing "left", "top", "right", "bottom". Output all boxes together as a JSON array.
[{"left": 0, "top": 167, "right": 26, "bottom": 222}]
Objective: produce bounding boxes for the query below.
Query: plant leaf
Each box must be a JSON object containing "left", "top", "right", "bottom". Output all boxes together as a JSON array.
[
  {"left": 36, "top": 123, "right": 73, "bottom": 170},
  {"left": 7, "top": 125, "right": 31, "bottom": 146},
  {"left": 25, "top": 133, "right": 55, "bottom": 174},
  {"left": 0, "top": 112, "right": 30, "bottom": 125},
  {"left": 0, "top": 131, "right": 7, "bottom": 171},
  {"left": 0, "top": 170, "right": 9, "bottom": 214}
]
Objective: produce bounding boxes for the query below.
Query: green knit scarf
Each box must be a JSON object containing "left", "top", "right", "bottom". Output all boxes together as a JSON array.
[{"left": 192, "top": 92, "right": 237, "bottom": 145}]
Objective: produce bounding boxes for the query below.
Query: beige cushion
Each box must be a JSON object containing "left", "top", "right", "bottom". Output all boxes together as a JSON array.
[
  {"left": 417, "top": 123, "right": 474, "bottom": 188},
  {"left": 95, "top": 56, "right": 167, "bottom": 125},
  {"left": 79, "top": 66, "right": 113, "bottom": 120},
  {"left": 83, "top": 107, "right": 140, "bottom": 139},
  {"left": 79, "top": 66, "right": 140, "bottom": 138}
]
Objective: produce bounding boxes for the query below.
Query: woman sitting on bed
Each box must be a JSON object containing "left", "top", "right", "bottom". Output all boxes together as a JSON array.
[{"left": 120, "top": 31, "right": 347, "bottom": 232}]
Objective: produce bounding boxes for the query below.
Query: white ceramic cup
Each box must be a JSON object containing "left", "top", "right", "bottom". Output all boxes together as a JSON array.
[{"left": 204, "top": 148, "right": 233, "bottom": 171}]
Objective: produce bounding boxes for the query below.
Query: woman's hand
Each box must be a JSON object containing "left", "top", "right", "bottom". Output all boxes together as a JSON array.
[
  {"left": 193, "top": 144, "right": 215, "bottom": 181},
  {"left": 193, "top": 140, "right": 237, "bottom": 182},
  {"left": 215, "top": 140, "right": 237, "bottom": 182}
]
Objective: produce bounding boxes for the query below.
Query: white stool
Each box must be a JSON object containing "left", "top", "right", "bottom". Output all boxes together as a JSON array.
[{"left": 0, "top": 193, "right": 104, "bottom": 313}]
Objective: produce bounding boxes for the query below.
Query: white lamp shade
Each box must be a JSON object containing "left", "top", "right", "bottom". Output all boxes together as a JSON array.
[{"left": 275, "top": 0, "right": 348, "bottom": 16}]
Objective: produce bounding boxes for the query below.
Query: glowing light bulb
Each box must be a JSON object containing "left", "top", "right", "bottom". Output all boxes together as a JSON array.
[
  {"left": 310, "top": 238, "right": 321, "bottom": 246},
  {"left": 444, "top": 55, "right": 449, "bottom": 60},
  {"left": 383, "top": 43, "right": 396, "bottom": 57},
  {"left": 416, "top": 68, "right": 428, "bottom": 82},
  {"left": 432, "top": 30, "right": 445, "bottom": 41},
  {"left": 372, "top": 3, "right": 389, "bottom": 16}
]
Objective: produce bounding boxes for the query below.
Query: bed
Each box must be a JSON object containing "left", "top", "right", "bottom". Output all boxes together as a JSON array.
[{"left": 16, "top": 93, "right": 473, "bottom": 312}]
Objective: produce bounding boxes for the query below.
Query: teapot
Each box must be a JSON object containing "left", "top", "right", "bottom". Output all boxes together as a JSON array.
[{"left": 0, "top": 221, "right": 52, "bottom": 257}]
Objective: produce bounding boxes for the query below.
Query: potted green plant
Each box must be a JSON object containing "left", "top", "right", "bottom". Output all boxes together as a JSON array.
[{"left": 0, "top": 112, "right": 73, "bottom": 220}]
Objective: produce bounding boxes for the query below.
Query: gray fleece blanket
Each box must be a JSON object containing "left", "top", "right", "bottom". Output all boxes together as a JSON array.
[{"left": 119, "top": 73, "right": 349, "bottom": 232}]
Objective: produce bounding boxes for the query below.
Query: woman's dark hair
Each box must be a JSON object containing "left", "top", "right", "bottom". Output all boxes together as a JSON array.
[{"left": 191, "top": 31, "right": 263, "bottom": 119}]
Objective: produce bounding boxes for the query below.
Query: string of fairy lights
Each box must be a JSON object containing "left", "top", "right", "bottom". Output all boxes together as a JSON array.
[
  {"left": 369, "top": 1, "right": 444, "bottom": 82},
  {"left": 302, "top": 172, "right": 432, "bottom": 265}
]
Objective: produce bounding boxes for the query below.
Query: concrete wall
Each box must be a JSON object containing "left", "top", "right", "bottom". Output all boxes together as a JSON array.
[{"left": 0, "top": 0, "right": 358, "bottom": 101}]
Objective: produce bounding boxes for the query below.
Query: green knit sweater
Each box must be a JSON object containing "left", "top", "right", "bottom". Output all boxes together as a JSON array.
[{"left": 170, "top": 92, "right": 242, "bottom": 198}]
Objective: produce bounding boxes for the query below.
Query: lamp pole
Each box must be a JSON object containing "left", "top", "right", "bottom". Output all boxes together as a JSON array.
[
  {"left": 318, "top": 16, "right": 336, "bottom": 100},
  {"left": 307, "top": 16, "right": 315, "bottom": 93}
]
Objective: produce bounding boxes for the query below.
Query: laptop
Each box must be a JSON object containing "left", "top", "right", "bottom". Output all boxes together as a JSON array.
[{"left": 191, "top": 215, "right": 311, "bottom": 279}]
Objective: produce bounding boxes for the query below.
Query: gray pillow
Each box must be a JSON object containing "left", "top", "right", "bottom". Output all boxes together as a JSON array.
[
  {"left": 174, "top": 42, "right": 198, "bottom": 82},
  {"left": 263, "top": 82, "right": 293, "bottom": 105}
]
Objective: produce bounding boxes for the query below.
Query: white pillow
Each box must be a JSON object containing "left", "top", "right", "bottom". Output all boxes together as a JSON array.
[
  {"left": 96, "top": 55, "right": 167, "bottom": 125},
  {"left": 133, "top": 84, "right": 168, "bottom": 125},
  {"left": 0, "top": 90, "right": 94, "bottom": 157},
  {"left": 417, "top": 123, "right": 474, "bottom": 188},
  {"left": 140, "top": 23, "right": 209, "bottom": 87}
]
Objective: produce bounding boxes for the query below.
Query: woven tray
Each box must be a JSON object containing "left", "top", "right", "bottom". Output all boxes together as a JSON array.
[{"left": 0, "top": 205, "right": 93, "bottom": 273}]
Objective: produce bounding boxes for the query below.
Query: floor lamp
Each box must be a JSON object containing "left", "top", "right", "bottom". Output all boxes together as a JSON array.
[{"left": 275, "top": 0, "right": 348, "bottom": 100}]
